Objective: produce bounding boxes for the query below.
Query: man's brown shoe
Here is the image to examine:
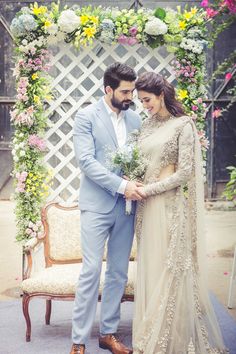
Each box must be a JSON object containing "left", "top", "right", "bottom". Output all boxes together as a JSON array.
[
  {"left": 70, "top": 344, "right": 85, "bottom": 354},
  {"left": 99, "top": 334, "right": 133, "bottom": 354}
]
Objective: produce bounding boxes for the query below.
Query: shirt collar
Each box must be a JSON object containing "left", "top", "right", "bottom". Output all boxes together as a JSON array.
[{"left": 103, "top": 97, "right": 124, "bottom": 119}]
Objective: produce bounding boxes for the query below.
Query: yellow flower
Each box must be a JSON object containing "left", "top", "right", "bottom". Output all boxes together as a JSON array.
[
  {"left": 80, "top": 15, "right": 89, "bottom": 25},
  {"left": 90, "top": 16, "right": 99, "bottom": 25},
  {"left": 44, "top": 20, "right": 52, "bottom": 28},
  {"left": 83, "top": 27, "right": 96, "bottom": 38},
  {"left": 34, "top": 95, "right": 41, "bottom": 105},
  {"left": 45, "top": 94, "right": 52, "bottom": 101},
  {"left": 179, "top": 21, "right": 187, "bottom": 30},
  {"left": 183, "top": 12, "right": 193, "bottom": 20},
  {"left": 32, "top": 4, "right": 47, "bottom": 16},
  {"left": 29, "top": 173, "right": 33, "bottom": 178},
  {"left": 32, "top": 73, "right": 39, "bottom": 80},
  {"left": 177, "top": 89, "right": 188, "bottom": 100},
  {"left": 191, "top": 7, "right": 198, "bottom": 15}
]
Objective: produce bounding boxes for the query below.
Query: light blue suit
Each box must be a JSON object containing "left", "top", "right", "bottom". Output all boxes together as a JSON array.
[{"left": 72, "top": 98, "right": 141, "bottom": 344}]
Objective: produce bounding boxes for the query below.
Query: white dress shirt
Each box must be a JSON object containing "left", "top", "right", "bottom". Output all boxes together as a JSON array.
[{"left": 103, "top": 97, "right": 128, "bottom": 194}]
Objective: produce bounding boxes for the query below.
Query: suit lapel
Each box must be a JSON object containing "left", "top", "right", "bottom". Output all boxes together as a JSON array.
[{"left": 96, "top": 99, "right": 118, "bottom": 147}]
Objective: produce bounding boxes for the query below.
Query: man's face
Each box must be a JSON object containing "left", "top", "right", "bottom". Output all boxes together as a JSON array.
[{"left": 108, "top": 80, "right": 135, "bottom": 111}]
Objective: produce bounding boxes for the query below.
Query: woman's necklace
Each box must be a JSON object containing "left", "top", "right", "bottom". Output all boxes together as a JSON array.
[{"left": 152, "top": 112, "right": 173, "bottom": 121}]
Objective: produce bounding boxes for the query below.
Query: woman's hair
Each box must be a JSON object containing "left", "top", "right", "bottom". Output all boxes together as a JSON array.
[
  {"left": 104, "top": 62, "right": 137, "bottom": 91},
  {"left": 135, "top": 72, "right": 185, "bottom": 117}
]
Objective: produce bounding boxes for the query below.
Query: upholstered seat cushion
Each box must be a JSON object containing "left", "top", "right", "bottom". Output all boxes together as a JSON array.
[{"left": 22, "top": 261, "right": 137, "bottom": 296}]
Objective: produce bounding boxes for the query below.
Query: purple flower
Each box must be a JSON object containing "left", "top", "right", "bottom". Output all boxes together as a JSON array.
[
  {"left": 127, "top": 37, "right": 138, "bottom": 46},
  {"left": 129, "top": 26, "right": 138, "bottom": 36},
  {"left": 118, "top": 34, "right": 128, "bottom": 44}
]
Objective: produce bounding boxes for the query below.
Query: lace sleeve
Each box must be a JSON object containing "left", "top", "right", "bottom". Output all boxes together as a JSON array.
[{"left": 143, "top": 122, "right": 194, "bottom": 196}]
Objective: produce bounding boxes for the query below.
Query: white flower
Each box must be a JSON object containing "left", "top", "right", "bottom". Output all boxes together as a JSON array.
[
  {"left": 47, "top": 35, "right": 59, "bottom": 45},
  {"left": 144, "top": 17, "right": 168, "bottom": 36},
  {"left": 12, "top": 149, "right": 16, "bottom": 156},
  {"left": 14, "top": 156, "right": 19, "bottom": 162},
  {"left": 20, "top": 150, "right": 26, "bottom": 157},
  {"left": 22, "top": 39, "right": 28, "bottom": 46},
  {"left": 56, "top": 31, "right": 66, "bottom": 42},
  {"left": 46, "top": 23, "right": 58, "bottom": 35},
  {"left": 58, "top": 10, "right": 81, "bottom": 33}
]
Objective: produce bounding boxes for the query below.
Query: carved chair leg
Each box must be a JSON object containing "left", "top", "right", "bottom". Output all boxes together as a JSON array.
[
  {"left": 22, "top": 293, "right": 31, "bottom": 342},
  {"left": 45, "top": 299, "right": 52, "bottom": 325}
]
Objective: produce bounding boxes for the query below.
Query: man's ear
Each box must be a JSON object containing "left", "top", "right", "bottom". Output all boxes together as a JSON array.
[{"left": 105, "top": 86, "right": 113, "bottom": 96}]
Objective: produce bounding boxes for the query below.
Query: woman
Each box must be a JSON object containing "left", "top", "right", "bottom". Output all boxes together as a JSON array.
[{"left": 133, "top": 72, "right": 227, "bottom": 354}]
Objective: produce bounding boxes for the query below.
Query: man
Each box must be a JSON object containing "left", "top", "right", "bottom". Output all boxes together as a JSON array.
[{"left": 71, "top": 62, "right": 145, "bottom": 354}]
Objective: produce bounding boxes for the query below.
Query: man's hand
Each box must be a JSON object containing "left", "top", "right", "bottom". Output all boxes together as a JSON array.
[{"left": 124, "top": 181, "right": 146, "bottom": 200}]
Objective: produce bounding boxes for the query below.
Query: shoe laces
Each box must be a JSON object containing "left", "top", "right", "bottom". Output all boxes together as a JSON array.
[
  {"left": 111, "top": 334, "right": 120, "bottom": 343},
  {"left": 73, "top": 344, "right": 84, "bottom": 353}
]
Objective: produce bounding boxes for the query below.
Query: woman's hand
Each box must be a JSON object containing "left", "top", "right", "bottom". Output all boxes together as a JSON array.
[{"left": 137, "top": 186, "right": 147, "bottom": 199}]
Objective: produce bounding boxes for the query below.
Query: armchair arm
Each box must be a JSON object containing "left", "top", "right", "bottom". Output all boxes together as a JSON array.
[{"left": 23, "top": 238, "right": 44, "bottom": 280}]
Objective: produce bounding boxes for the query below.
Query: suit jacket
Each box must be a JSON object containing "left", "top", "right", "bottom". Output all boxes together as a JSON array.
[{"left": 73, "top": 98, "right": 142, "bottom": 213}]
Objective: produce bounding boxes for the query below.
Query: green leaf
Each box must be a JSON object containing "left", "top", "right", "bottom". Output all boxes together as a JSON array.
[{"left": 154, "top": 8, "right": 166, "bottom": 20}]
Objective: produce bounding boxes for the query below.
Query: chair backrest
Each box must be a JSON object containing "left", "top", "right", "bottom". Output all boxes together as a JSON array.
[
  {"left": 42, "top": 202, "right": 82, "bottom": 266},
  {"left": 41, "top": 202, "right": 137, "bottom": 267}
]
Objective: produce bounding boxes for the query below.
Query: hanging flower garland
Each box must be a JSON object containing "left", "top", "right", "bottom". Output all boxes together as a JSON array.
[{"left": 10, "top": 2, "right": 209, "bottom": 243}]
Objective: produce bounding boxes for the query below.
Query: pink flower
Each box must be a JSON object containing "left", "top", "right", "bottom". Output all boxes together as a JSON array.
[
  {"left": 225, "top": 72, "right": 232, "bottom": 81},
  {"left": 192, "top": 105, "right": 198, "bottom": 111},
  {"left": 212, "top": 108, "right": 222, "bottom": 118},
  {"left": 16, "top": 184, "right": 25, "bottom": 193},
  {"left": 223, "top": 0, "right": 236, "bottom": 13},
  {"left": 21, "top": 171, "right": 28, "bottom": 180},
  {"left": 198, "top": 130, "right": 209, "bottom": 150},
  {"left": 206, "top": 8, "right": 219, "bottom": 18},
  {"left": 201, "top": 0, "right": 209, "bottom": 7},
  {"left": 28, "top": 134, "right": 47, "bottom": 151},
  {"left": 127, "top": 37, "right": 138, "bottom": 46},
  {"left": 118, "top": 35, "right": 128, "bottom": 44},
  {"left": 26, "top": 228, "right": 32, "bottom": 235},
  {"left": 197, "top": 97, "right": 203, "bottom": 104},
  {"left": 129, "top": 26, "right": 138, "bottom": 36}
]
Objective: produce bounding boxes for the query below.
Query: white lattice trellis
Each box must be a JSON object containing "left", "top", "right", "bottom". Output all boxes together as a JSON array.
[{"left": 45, "top": 41, "right": 175, "bottom": 202}]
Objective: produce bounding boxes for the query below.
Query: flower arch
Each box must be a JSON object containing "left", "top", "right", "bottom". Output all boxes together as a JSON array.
[{"left": 10, "top": 2, "right": 209, "bottom": 242}]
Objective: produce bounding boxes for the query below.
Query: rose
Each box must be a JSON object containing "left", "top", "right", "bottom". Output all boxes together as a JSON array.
[{"left": 58, "top": 10, "right": 81, "bottom": 33}]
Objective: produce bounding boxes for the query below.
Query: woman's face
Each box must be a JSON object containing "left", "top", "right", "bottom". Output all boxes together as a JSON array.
[{"left": 137, "top": 90, "right": 163, "bottom": 116}]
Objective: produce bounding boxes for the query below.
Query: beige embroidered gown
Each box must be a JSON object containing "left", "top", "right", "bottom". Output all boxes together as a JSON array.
[{"left": 133, "top": 115, "right": 227, "bottom": 354}]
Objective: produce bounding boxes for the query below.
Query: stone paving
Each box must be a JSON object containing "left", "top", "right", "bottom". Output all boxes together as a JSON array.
[{"left": 0, "top": 201, "right": 236, "bottom": 320}]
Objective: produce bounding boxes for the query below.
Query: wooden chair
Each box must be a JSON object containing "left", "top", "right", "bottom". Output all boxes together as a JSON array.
[{"left": 22, "top": 202, "right": 136, "bottom": 341}]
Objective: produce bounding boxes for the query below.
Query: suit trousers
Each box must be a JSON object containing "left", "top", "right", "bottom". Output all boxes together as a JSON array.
[{"left": 72, "top": 196, "right": 135, "bottom": 344}]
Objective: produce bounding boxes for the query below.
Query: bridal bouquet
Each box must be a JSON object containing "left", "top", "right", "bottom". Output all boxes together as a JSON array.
[{"left": 107, "top": 131, "right": 147, "bottom": 214}]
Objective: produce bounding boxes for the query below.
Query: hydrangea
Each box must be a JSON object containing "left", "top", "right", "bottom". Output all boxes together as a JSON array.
[
  {"left": 144, "top": 17, "right": 168, "bottom": 36},
  {"left": 100, "top": 18, "right": 114, "bottom": 31},
  {"left": 164, "top": 8, "right": 178, "bottom": 23},
  {"left": 57, "top": 10, "right": 81, "bottom": 33},
  {"left": 180, "top": 38, "right": 204, "bottom": 54},
  {"left": 100, "top": 31, "right": 114, "bottom": 44},
  {"left": 10, "top": 14, "right": 37, "bottom": 37}
]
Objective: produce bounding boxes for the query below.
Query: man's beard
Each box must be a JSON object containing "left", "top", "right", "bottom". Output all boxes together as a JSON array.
[{"left": 111, "top": 94, "right": 133, "bottom": 111}]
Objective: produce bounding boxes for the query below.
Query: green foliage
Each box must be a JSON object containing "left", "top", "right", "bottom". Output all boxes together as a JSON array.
[{"left": 223, "top": 166, "right": 236, "bottom": 203}]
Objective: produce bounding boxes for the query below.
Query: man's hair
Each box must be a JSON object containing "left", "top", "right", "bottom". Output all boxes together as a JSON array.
[{"left": 103, "top": 62, "right": 137, "bottom": 92}]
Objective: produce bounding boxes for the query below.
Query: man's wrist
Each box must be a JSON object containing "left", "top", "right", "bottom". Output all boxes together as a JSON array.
[{"left": 117, "top": 180, "right": 128, "bottom": 194}]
